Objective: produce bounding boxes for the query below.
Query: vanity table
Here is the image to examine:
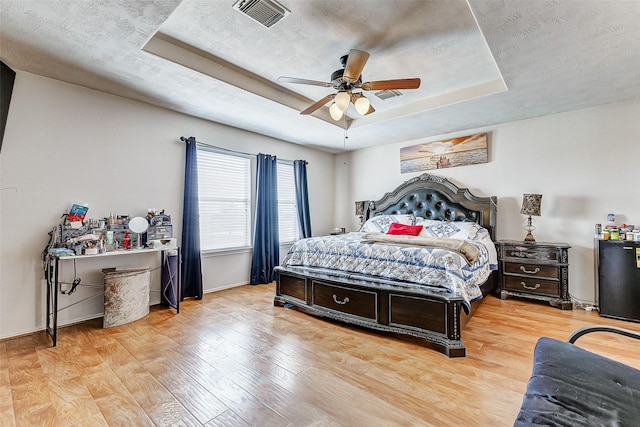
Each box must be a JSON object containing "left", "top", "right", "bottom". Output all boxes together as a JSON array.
[{"left": 45, "top": 246, "right": 180, "bottom": 346}]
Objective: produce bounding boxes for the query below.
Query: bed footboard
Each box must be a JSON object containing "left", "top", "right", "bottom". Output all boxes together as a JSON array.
[{"left": 274, "top": 266, "right": 474, "bottom": 357}]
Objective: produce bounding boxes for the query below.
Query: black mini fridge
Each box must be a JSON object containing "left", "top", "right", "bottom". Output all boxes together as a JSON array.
[{"left": 596, "top": 240, "right": 640, "bottom": 322}]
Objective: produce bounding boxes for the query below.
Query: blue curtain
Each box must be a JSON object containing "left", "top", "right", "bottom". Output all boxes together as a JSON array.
[
  {"left": 180, "top": 137, "right": 203, "bottom": 300},
  {"left": 250, "top": 153, "right": 279, "bottom": 284},
  {"left": 293, "top": 160, "right": 312, "bottom": 238}
]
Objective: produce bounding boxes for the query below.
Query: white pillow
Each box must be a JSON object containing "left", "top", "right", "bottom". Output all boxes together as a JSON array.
[
  {"left": 414, "top": 218, "right": 486, "bottom": 240},
  {"left": 360, "top": 214, "right": 415, "bottom": 233},
  {"left": 413, "top": 217, "right": 497, "bottom": 266},
  {"left": 415, "top": 218, "right": 497, "bottom": 265}
]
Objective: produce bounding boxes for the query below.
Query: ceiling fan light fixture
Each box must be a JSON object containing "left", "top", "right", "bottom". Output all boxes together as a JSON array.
[
  {"left": 329, "top": 103, "right": 343, "bottom": 121},
  {"left": 335, "top": 91, "right": 351, "bottom": 112},
  {"left": 280, "top": 50, "right": 420, "bottom": 118},
  {"left": 354, "top": 95, "right": 370, "bottom": 115}
]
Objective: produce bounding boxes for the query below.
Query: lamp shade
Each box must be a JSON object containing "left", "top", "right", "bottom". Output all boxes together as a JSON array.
[
  {"left": 354, "top": 95, "right": 370, "bottom": 115},
  {"left": 355, "top": 201, "right": 365, "bottom": 216},
  {"left": 335, "top": 91, "right": 351, "bottom": 112},
  {"left": 520, "top": 194, "right": 542, "bottom": 216},
  {"left": 329, "top": 103, "right": 343, "bottom": 121}
]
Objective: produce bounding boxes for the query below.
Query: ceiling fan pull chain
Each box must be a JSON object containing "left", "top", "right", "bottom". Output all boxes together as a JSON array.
[{"left": 343, "top": 125, "right": 348, "bottom": 148}]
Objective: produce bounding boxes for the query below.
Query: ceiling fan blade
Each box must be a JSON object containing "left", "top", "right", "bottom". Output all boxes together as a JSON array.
[
  {"left": 300, "top": 94, "right": 335, "bottom": 115},
  {"left": 277, "top": 76, "right": 334, "bottom": 88},
  {"left": 343, "top": 49, "right": 370, "bottom": 82},
  {"left": 364, "top": 104, "right": 375, "bottom": 115},
  {"left": 361, "top": 78, "right": 421, "bottom": 91}
]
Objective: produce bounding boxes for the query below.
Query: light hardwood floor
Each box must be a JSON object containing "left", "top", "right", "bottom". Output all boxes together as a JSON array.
[{"left": 2, "top": 283, "right": 639, "bottom": 427}]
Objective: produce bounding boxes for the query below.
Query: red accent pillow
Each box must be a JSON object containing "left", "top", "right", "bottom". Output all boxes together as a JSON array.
[{"left": 386, "top": 223, "right": 423, "bottom": 236}]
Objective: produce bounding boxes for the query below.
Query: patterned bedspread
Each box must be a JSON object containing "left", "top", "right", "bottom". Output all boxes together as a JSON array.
[{"left": 280, "top": 232, "right": 497, "bottom": 310}]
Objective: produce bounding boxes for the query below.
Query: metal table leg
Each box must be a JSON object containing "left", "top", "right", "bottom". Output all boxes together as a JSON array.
[{"left": 45, "top": 255, "right": 59, "bottom": 346}]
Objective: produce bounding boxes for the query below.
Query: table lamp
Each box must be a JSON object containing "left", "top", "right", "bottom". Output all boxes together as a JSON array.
[
  {"left": 520, "top": 193, "right": 542, "bottom": 242},
  {"left": 355, "top": 201, "right": 366, "bottom": 228}
]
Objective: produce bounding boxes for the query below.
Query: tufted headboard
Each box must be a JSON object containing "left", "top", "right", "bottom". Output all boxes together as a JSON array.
[{"left": 364, "top": 173, "right": 497, "bottom": 240}]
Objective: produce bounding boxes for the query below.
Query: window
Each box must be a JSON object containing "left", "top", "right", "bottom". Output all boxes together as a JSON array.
[
  {"left": 196, "top": 146, "right": 298, "bottom": 251},
  {"left": 197, "top": 146, "right": 251, "bottom": 251},
  {"left": 277, "top": 160, "right": 299, "bottom": 243}
]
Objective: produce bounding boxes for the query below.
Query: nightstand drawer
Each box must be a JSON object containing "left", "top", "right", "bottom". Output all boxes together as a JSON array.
[
  {"left": 502, "top": 245, "right": 560, "bottom": 262},
  {"left": 312, "top": 281, "right": 377, "bottom": 320},
  {"left": 503, "top": 262, "right": 559, "bottom": 279},
  {"left": 504, "top": 276, "right": 560, "bottom": 297}
]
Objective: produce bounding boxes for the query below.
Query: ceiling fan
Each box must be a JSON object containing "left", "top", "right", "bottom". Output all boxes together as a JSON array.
[{"left": 277, "top": 49, "right": 421, "bottom": 121}]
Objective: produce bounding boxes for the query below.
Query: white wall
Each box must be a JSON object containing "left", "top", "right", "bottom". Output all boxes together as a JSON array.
[
  {"left": 2, "top": 70, "right": 638, "bottom": 340},
  {"left": 338, "top": 99, "right": 640, "bottom": 305},
  {"left": 0, "top": 72, "right": 335, "bottom": 339}
]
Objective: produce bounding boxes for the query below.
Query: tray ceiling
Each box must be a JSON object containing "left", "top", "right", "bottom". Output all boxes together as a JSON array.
[{"left": 1, "top": 0, "right": 639, "bottom": 153}]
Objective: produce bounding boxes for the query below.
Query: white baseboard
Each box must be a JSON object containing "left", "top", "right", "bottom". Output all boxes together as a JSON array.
[{"left": 204, "top": 281, "right": 249, "bottom": 294}]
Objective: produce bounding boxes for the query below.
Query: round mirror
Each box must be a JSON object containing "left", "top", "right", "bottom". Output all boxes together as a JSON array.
[{"left": 128, "top": 216, "right": 149, "bottom": 234}]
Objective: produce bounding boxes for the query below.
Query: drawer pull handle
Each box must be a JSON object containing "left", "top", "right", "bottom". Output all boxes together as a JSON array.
[
  {"left": 333, "top": 294, "right": 350, "bottom": 305},
  {"left": 520, "top": 266, "right": 540, "bottom": 274},
  {"left": 521, "top": 282, "right": 540, "bottom": 290}
]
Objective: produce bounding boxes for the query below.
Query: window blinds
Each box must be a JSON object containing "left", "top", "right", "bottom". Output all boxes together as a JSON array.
[
  {"left": 277, "top": 160, "right": 299, "bottom": 243},
  {"left": 196, "top": 145, "right": 299, "bottom": 251},
  {"left": 197, "top": 146, "right": 251, "bottom": 251}
]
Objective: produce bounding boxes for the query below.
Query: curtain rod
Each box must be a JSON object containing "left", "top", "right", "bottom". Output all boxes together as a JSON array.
[
  {"left": 179, "top": 135, "right": 252, "bottom": 157},
  {"left": 179, "top": 136, "right": 307, "bottom": 164}
]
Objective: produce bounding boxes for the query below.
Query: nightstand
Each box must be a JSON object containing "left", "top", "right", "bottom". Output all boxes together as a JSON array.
[{"left": 496, "top": 240, "right": 572, "bottom": 310}]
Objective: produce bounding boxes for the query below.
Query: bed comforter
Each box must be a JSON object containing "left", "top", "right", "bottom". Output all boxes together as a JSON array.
[{"left": 281, "top": 231, "right": 497, "bottom": 311}]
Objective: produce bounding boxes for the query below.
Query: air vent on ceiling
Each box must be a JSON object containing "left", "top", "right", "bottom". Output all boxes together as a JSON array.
[
  {"left": 233, "top": 0, "right": 290, "bottom": 28},
  {"left": 374, "top": 89, "right": 403, "bottom": 101}
]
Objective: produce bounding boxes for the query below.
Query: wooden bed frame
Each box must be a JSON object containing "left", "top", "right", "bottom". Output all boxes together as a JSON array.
[{"left": 274, "top": 173, "right": 497, "bottom": 357}]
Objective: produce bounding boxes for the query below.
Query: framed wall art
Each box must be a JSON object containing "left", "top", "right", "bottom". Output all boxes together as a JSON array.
[{"left": 400, "top": 132, "right": 488, "bottom": 173}]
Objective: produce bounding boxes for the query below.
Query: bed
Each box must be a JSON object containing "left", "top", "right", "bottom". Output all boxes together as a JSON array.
[{"left": 274, "top": 173, "right": 497, "bottom": 357}]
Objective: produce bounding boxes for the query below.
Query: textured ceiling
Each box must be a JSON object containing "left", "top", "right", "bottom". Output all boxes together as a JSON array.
[{"left": 1, "top": 0, "right": 639, "bottom": 153}]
